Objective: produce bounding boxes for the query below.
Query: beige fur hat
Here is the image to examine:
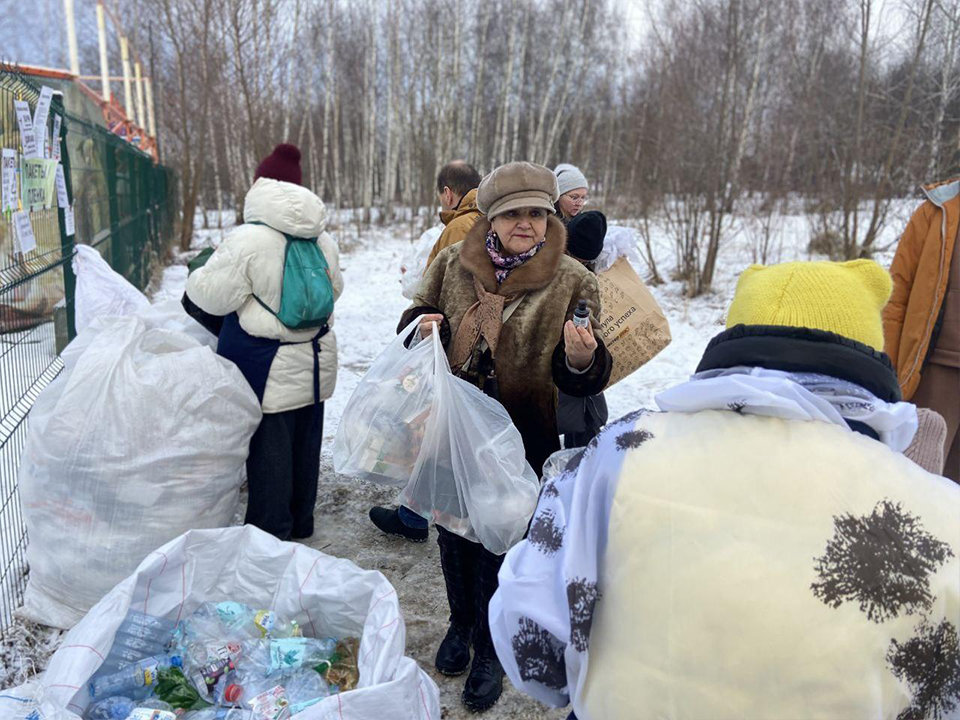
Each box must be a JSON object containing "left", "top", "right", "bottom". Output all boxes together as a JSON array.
[{"left": 476, "top": 162, "right": 560, "bottom": 219}]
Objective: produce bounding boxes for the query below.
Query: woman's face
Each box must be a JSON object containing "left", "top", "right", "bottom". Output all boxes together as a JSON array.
[
  {"left": 558, "top": 187, "right": 588, "bottom": 218},
  {"left": 491, "top": 208, "right": 549, "bottom": 255}
]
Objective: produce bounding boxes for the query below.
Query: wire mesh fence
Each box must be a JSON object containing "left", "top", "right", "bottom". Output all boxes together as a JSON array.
[{"left": 0, "top": 63, "right": 175, "bottom": 638}]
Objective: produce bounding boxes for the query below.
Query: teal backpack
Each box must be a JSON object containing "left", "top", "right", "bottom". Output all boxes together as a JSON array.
[{"left": 249, "top": 221, "right": 335, "bottom": 330}]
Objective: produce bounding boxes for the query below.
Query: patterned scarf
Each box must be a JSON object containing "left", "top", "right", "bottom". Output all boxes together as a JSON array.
[
  {"left": 450, "top": 278, "right": 519, "bottom": 371},
  {"left": 485, "top": 230, "right": 545, "bottom": 285}
]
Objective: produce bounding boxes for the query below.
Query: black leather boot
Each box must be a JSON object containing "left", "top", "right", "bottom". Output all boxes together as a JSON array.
[
  {"left": 462, "top": 542, "right": 506, "bottom": 710},
  {"left": 435, "top": 527, "right": 478, "bottom": 675},
  {"left": 435, "top": 621, "right": 472, "bottom": 676},
  {"left": 462, "top": 648, "right": 504, "bottom": 711}
]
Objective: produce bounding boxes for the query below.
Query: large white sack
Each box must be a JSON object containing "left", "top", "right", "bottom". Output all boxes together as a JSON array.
[
  {"left": 72, "top": 244, "right": 150, "bottom": 333},
  {"left": 1, "top": 526, "right": 440, "bottom": 720},
  {"left": 400, "top": 226, "right": 443, "bottom": 300},
  {"left": 18, "top": 315, "right": 261, "bottom": 629}
]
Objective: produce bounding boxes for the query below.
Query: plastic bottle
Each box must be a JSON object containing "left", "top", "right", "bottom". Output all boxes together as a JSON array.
[
  {"left": 573, "top": 299, "right": 590, "bottom": 328},
  {"left": 136, "top": 698, "right": 175, "bottom": 713},
  {"left": 88, "top": 654, "right": 183, "bottom": 700},
  {"left": 191, "top": 656, "right": 238, "bottom": 700},
  {"left": 266, "top": 638, "right": 337, "bottom": 676},
  {"left": 284, "top": 670, "right": 332, "bottom": 715},
  {"left": 252, "top": 611, "right": 300, "bottom": 639},
  {"left": 103, "top": 612, "right": 175, "bottom": 674},
  {"left": 86, "top": 696, "right": 136, "bottom": 720}
]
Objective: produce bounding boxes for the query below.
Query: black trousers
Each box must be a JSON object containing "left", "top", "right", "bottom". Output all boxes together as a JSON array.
[
  {"left": 245, "top": 402, "right": 323, "bottom": 541},
  {"left": 436, "top": 525, "right": 504, "bottom": 653}
]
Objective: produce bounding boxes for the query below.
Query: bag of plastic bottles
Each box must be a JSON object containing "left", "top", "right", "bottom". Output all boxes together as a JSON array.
[
  {"left": 1, "top": 525, "right": 439, "bottom": 720},
  {"left": 332, "top": 318, "right": 437, "bottom": 484},
  {"left": 18, "top": 312, "right": 262, "bottom": 629},
  {"left": 335, "top": 319, "right": 539, "bottom": 555}
]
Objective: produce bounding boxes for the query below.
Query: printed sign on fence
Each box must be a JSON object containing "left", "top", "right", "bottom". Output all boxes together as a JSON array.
[
  {"left": 14, "top": 99, "right": 38, "bottom": 159},
  {"left": 1, "top": 149, "right": 16, "bottom": 212},
  {"left": 20, "top": 158, "right": 57, "bottom": 210},
  {"left": 64, "top": 204, "right": 75, "bottom": 236},
  {"left": 12, "top": 210, "right": 37, "bottom": 255},
  {"left": 54, "top": 164, "right": 69, "bottom": 207},
  {"left": 51, "top": 115, "right": 62, "bottom": 160},
  {"left": 33, "top": 87, "right": 53, "bottom": 140}
]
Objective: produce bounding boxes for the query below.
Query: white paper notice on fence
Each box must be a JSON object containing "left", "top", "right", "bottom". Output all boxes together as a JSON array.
[
  {"left": 1, "top": 149, "right": 16, "bottom": 212},
  {"left": 64, "top": 204, "right": 75, "bottom": 236},
  {"left": 51, "top": 114, "right": 62, "bottom": 160},
  {"left": 14, "top": 100, "right": 38, "bottom": 159},
  {"left": 33, "top": 86, "right": 53, "bottom": 138},
  {"left": 13, "top": 210, "right": 37, "bottom": 254},
  {"left": 55, "top": 164, "right": 69, "bottom": 207}
]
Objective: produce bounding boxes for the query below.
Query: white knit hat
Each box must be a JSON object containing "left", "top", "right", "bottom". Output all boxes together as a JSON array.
[{"left": 554, "top": 163, "right": 588, "bottom": 196}]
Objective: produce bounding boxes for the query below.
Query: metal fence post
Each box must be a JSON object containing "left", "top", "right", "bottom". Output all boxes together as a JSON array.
[{"left": 56, "top": 100, "right": 76, "bottom": 342}]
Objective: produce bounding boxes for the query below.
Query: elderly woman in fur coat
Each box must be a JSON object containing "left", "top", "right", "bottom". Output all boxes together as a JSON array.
[{"left": 373, "top": 161, "right": 611, "bottom": 712}]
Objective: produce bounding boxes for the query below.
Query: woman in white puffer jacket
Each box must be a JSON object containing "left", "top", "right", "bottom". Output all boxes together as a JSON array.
[{"left": 186, "top": 144, "right": 344, "bottom": 540}]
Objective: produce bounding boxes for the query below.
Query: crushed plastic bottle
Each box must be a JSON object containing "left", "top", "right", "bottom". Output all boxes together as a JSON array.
[
  {"left": 125, "top": 709, "right": 176, "bottom": 720},
  {"left": 266, "top": 638, "right": 337, "bottom": 676},
  {"left": 247, "top": 686, "right": 289, "bottom": 720},
  {"left": 252, "top": 611, "right": 300, "bottom": 640},
  {"left": 86, "top": 696, "right": 136, "bottom": 720},
  {"left": 102, "top": 612, "right": 175, "bottom": 674},
  {"left": 135, "top": 698, "right": 174, "bottom": 713},
  {"left": 88, "top": 655, "right": 183, "bottom": 700},
  {"left": 283, "top": 671, "right": 331, "bottom": 715}
]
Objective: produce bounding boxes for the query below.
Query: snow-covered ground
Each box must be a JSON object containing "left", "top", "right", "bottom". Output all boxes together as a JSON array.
[{"left": 0, "top": 201, "right": 912, "bottom": 716}]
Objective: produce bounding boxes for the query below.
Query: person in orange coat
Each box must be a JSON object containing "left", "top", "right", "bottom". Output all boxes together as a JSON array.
[{"left": 883, "top": 178, "right": 959, "bottom": 482}]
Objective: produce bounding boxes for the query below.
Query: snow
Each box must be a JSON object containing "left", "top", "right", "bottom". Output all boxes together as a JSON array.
[{"left": 1, "top": 201, "right": 911, "bottom": 716}]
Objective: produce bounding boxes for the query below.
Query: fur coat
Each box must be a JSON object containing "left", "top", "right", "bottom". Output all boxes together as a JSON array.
[{"left": 401, "top": 214, "right": 612, "bottom": 475}]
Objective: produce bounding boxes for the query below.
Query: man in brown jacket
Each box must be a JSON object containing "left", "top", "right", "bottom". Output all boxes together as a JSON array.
[
  {"left": 425, "top": 161, "right": 483, "bottom": 268},
  {"left": 883, "top": 177, "right": 959, "bottom": 482}
]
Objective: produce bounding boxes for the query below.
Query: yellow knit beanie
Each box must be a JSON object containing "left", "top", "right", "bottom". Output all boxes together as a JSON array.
[{"left": 726, "top": 260, "right": 892, "bottom": 351}]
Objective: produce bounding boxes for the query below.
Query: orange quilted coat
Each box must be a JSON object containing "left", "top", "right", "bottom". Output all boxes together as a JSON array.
[{"left": 883, "top": 178, "right": 959, "bottom": 400}]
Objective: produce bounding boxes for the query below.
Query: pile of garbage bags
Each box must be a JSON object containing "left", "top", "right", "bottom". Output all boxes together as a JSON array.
[{"left": 0, "top": 527, "right": 440, "bottom": 720}]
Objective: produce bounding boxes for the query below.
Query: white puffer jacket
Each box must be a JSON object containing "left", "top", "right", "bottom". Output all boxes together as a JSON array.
[{"left": 186, "top": 178, "right": 344, "bottom": 413}]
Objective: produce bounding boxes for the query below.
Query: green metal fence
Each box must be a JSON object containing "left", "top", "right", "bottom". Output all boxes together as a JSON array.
[{"left": 0, "top": 63, "right": 175, "bottom": 638}]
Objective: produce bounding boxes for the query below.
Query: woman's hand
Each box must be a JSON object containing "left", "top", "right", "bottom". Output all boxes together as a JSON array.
[
  {"left": 418, "top": 313, "right": 445, "bottom": 338},
  {"left": 564, "top": 320, "right": 598, "bottom": 370}
]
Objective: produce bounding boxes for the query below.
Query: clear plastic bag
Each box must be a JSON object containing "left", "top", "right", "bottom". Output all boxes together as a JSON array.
[
  {"left": 335, "top": 319, "right": 540, "bottom": 555},
  {"left": 399, "top": 226, "right": 442, "bottom": 300},
  {"left": 594, "top": 224, "right": 645, "bottom": 274},
  {"left": 332, "top": 320, "right": 437, "bottom": 485}
]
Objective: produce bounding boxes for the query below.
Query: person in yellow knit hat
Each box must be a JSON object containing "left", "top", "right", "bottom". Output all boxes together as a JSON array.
[{"left": 490, "top": 260, "right": 959, "bottom": 720}]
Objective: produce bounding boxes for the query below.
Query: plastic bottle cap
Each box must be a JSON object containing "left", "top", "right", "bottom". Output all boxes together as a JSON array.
[
  {"left": 224, "top": 684, "right": 243, "bottom": 703},
  {"left": 170, "top": 655, "right": 183, "bottom": 668}
]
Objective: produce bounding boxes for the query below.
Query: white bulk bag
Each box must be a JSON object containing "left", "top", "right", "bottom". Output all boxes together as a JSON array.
[
  {"left": 72, "top": 244, "right": 150, "bottom": 333},
  {"left": 19, "top": 314, "right": 261, "bottom": 629},
  {"left": 1, "top": 526, "right": 440, "bottom": 720}
]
